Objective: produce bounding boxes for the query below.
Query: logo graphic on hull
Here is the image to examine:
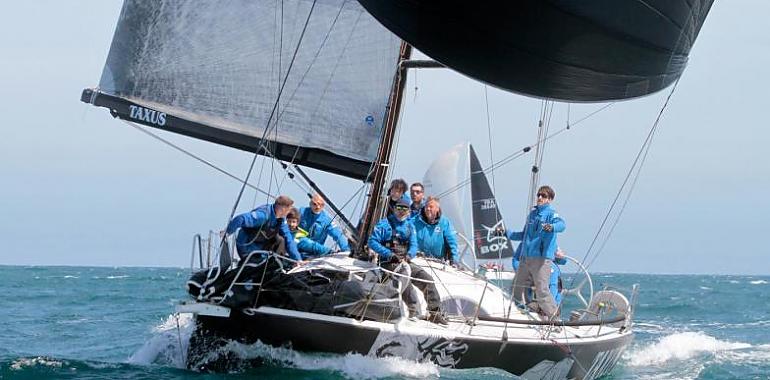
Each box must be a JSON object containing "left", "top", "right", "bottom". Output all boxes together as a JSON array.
[{"left": 370, "top": 333, "right": 469, "bottom": 368}]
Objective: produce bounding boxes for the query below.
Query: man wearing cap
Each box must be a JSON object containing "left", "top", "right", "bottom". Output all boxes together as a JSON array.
[
  {"left": 386, "top": 178, "right": 411, "bottom": 216},
  {"left": 368, "top": 198, "right": 447, "bottom": 324}
]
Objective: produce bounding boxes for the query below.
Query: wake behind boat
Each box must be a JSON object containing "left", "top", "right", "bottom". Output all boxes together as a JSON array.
[{"left": 180, "top": 252, "right": 635, "bottom": 379}]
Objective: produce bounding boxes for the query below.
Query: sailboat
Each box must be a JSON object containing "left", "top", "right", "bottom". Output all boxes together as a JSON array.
[
  {"left": 423, "top": 142, "right": 515, "bottom": 279},
  {"left": 80, "top": 1, "right": 713, "bottom": 378}
]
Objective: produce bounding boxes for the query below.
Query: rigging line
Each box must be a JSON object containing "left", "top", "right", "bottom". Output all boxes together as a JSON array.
[
  {"left": 257, "top": 1, "right": 350, "bottom": 200},
  {"left": 277, "top": 146, "right": 303, "bottom": 191},
  {"left": 120, "top": 120, "right": 273, "bottom": 199},
  {"left": 309, "top": 6, "right": 362, "bottom": 121},
  {"left": 589, "top": 147, "right": 648, "bottom": 269},
  {"left": 587, "top": 93, "right": 668, "bottom": 270},
  {"left": 250, "top": 0, "right": 349, "bottom": 201},
  {"left": 275, "top": 0, "right": 349, "bottom": 124},
  {"left": 200, "top": 0, "right": 318, "bottom": 282},
  {"left": 579, "top": 78, "right": 681, "bottom": 269},
  {"left": 484, "top": 85, "right": 497, "bottom": 197},
  {"left": 269, "top": 0, "right": 283, "bottom": 201},
  {"left": 433, "top": 102, "right": 614, "bottom": 199},
  {"left": 227, "top": 0, "right": 318, "bottom": 225},
  {"left": 251, "top": 152, "right": 271, "bottom": 208}
]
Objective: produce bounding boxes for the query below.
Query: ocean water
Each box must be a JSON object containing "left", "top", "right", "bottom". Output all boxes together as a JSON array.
[{"left": 0, "top": 266, "right": 768, "bottom": 380}]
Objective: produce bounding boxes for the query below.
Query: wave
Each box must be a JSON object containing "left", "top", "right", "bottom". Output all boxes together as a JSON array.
[
  {"left": 128, "top": 313, "right": 194, "bottom": 368},
  {"left": 210, "top": 340, "right": 441, "bottom": 379},
  {"left": 8, "top": 357, "right": 64, "bottom": 370},
  {"left": 749, "top": 280, "right": 767, "bottom": 285},
  {"left": 128, "top": 314, "right": 440, "bottom": 379},
  {"left": 627, "top": 331, "right": 751, "bottom": 367}
]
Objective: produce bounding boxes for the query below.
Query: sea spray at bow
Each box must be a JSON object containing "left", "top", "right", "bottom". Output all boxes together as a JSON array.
[
  {"left": 128, "top": 313, "right": 194, "bottom": 368},
  {"left": 127, "top": 312, "right": 441, "bottom": 379}
]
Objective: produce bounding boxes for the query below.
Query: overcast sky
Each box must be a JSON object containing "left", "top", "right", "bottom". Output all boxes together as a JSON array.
[{"left": 1, "top": 1, "right": 768, "bottom": 274}]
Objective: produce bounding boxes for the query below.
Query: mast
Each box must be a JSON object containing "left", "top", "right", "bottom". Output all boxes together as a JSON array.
[
  {"left": 526, "top": 102, "right": 550, "bottom": 213},
  {"left": 357, "top": 42, "right": 413, "bottom": 254}
]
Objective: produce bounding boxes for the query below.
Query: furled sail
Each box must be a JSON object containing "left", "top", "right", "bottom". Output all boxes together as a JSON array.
[
  {"left": 81, "top": 0, "right": 402, "bottom": 180},
  {"left": 357, "top": 0, "right": 715, "bottom": 102},
  {"left": 423, "top": 143, "right": 513, "bottom": 271}
]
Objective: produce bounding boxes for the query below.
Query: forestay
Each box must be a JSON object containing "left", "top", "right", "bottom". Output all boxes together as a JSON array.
[{"left": 86, "top": 0, "right": 402, "bottom": 180}]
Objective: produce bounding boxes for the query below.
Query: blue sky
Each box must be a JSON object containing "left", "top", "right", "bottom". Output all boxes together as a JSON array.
[{"left": 1, "top": 1, "right": 768, "bottom": 274}]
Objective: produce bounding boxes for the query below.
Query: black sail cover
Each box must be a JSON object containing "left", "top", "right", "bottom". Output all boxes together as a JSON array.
[
  {"left": 84, "top": 0, "right": 402, "bottom": 180},
  {"left": 357, "top": 0, "right": 714, "bottom": 102}
]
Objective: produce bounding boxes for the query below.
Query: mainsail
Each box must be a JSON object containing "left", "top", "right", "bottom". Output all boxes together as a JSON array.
[
  {"left": 423, "top": 143, "right": 514, "bottom": 271},
  {"left": 81, "top": 0, "right": 402, "bottom": 180},
  {"left": 358, "top": 0, "right": 715, "bottom": 102}
]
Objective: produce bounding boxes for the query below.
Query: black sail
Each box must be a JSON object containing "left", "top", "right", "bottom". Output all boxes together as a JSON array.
[
  {"left": 82, "top": 0, "right": 402, "bottom": 180},
  {"left": 357, "top": 0, "right": 714, "bottom": 102},
  {"left": 469, "top": 146, "right": 514, "bottom": 262}
]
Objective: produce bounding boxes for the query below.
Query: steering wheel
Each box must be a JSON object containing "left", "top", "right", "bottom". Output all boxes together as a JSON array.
[{"left": 559, "top": 255, "right": 594, "bottom": 309}]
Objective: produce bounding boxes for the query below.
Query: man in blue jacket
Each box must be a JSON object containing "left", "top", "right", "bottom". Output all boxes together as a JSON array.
[
  {"left": 369, "top": 198, "right": 446, "bottom": 324},
  {"left": 502, "top": 185, "right": 565, "bottom": 318},
  {"left": 409, "top": 182, "right": 426, "bottom": 217},
  {"left": 413, "top": 197, "right": 459, "bottom": 265},
  {"left": 299, "top": 194, "right": 350, "bottom": 253},
  {"left": 226, "top": 195, "right": 302, "bottom": 264}
]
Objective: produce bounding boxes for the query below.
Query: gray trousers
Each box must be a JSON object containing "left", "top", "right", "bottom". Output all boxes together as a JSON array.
[{"left": 512, "top": 257, "right": 557, "bottom": 317}]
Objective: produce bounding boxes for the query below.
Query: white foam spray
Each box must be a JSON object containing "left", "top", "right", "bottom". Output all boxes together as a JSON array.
[
  {"left": 128, "top": 313, "right": 194, "bottom": 368},
  {"left": 211, "top": 340, "right": 441, "bottom": 379},
  {"left": 628, "top": 331, "right": 751, "bottom": 367},
  {"left": 128, "top": 314, "right": 440, "bottom": 378}
]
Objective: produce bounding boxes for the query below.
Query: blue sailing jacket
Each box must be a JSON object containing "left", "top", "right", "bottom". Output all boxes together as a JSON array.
[
  {"left": 368, "top": 214, "right": 418, "bottom": 261},
  {"left": 412, "top": 211, "right": 459, "bottom": 264},
  {"left": 507, "top": 203, "right": 565, "bottom": 260},
  {"left": 226, "top": 203, "right": 301, "bottom": 261},
  {"left": 297, "top": 239, "right": 332, "bottom": 259},
  {"left": 290, "top": 226, "right": 332, "bottom": 259},
  {"left": 299, "top": 207, "right": 350, "bottom": 251},
  {"left": 410, "top": 199, "right": 425, "bottom": 217}
]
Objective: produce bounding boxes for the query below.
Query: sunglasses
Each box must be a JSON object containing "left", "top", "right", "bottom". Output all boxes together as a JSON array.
[
  {"left": 536, "top": 193, "right": 550, "bottom": 199},
  {"left": 394, "top": 205, "right": 410, "bottom": 211}
]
